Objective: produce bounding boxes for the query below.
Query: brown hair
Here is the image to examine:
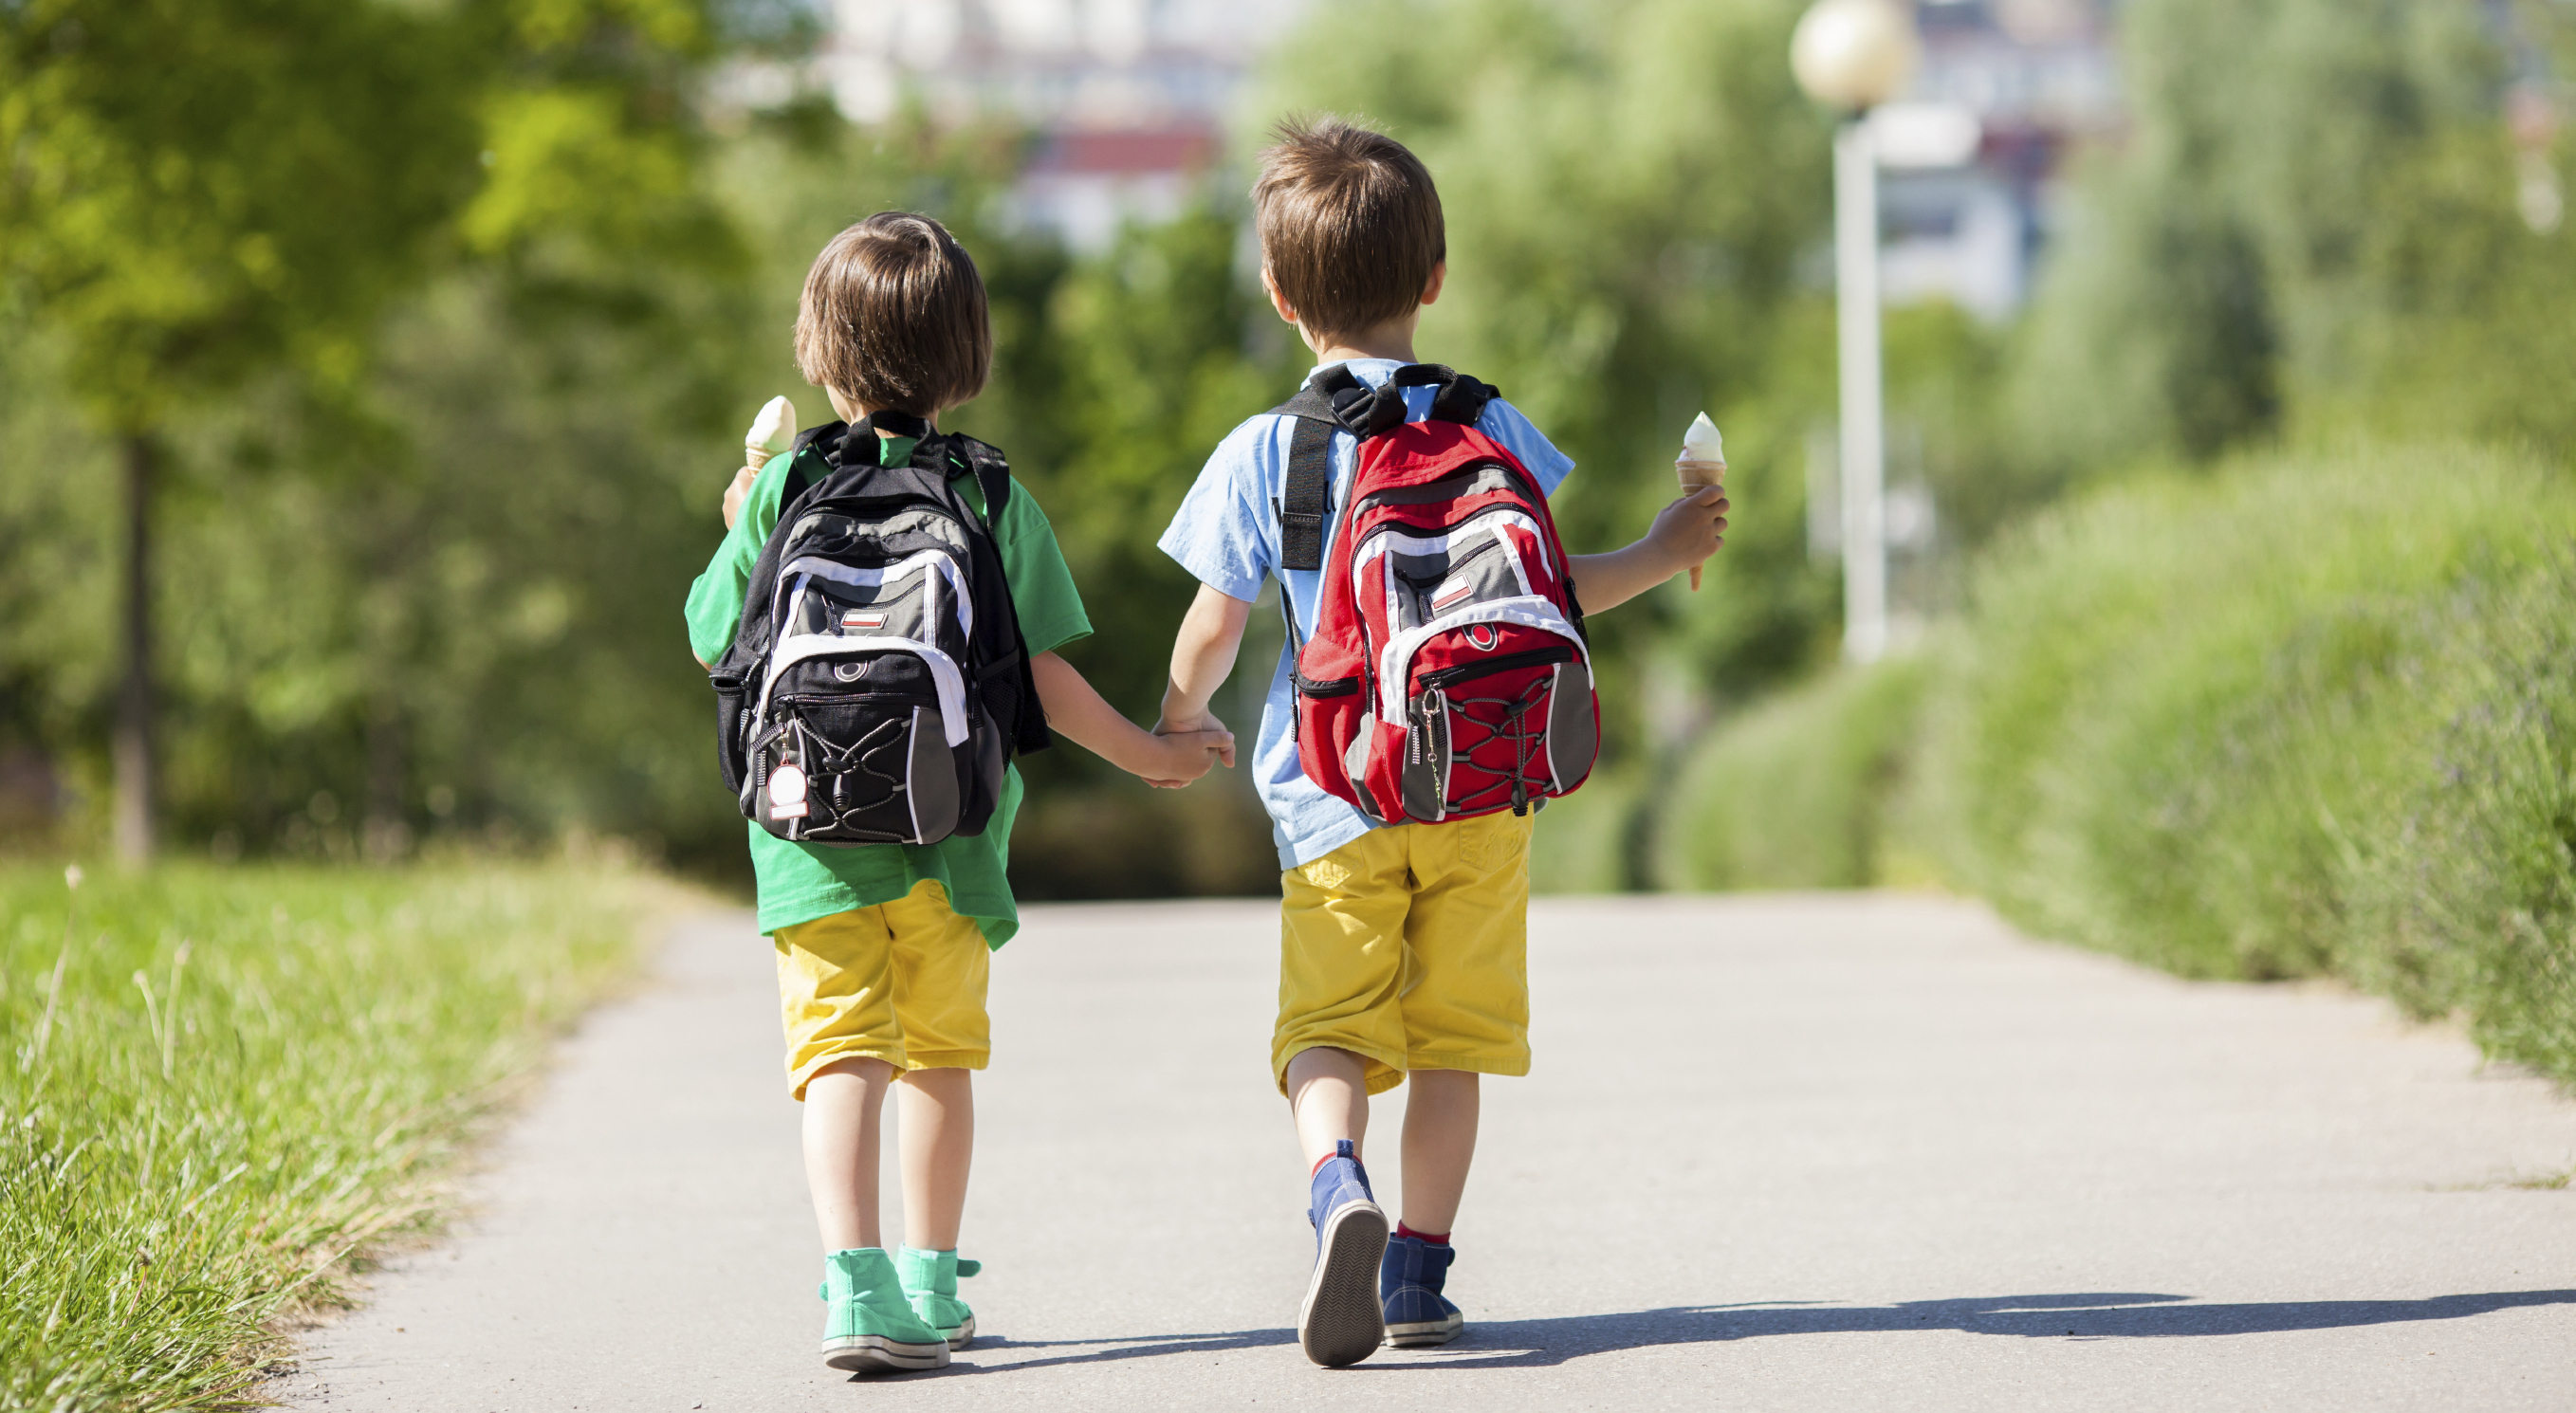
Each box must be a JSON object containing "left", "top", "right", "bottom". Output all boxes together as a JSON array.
[
  {"left": 793, "top": 212, "right": 991, "bottom": 416},
  {"left": 1253, "top": 116, "right": 1446, "bottom": 339}
]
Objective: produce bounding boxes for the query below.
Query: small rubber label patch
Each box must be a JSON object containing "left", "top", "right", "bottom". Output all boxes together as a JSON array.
[
  {"left": 767, "top": 762, "right": 809, "bottom": 820},
  {"left": 1431, "top": 577, "right": 1474, "bottom": 615},
  {"left": 841, "top": 610, "right": 887, "bottom": 632}
]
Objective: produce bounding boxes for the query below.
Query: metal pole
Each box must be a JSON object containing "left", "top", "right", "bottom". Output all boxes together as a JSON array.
[{"left": 1834, "top": 117, "right": 1887, "bottom": 665}]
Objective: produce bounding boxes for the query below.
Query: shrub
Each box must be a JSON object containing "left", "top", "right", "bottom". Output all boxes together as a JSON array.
[
  {"left": 1905, "top": 441, "right": 2576, "bottom": 1078},
  {"left": 1656, "top": 658, "right": 1927, "bottom": 890}
]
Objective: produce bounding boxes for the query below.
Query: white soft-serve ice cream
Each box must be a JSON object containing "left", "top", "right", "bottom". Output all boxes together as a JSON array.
[
  {"left": 744, "top": 395, "right": 798, "bottom": 471},
  {"left": 1676, "top": 412, "right": 1726, "bottom": 590}
]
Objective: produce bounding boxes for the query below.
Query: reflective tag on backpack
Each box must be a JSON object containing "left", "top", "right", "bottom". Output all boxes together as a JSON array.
[{"left": 767, "top": 762, "right": 810, "bottom": 821}]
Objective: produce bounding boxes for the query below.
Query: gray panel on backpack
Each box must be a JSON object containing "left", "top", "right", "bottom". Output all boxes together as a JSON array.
[
  {"left": 1390, "top": 537, "right": 1516, "bottom": 632},
  {"left": 1544, "top": 661, "right": 1597, "bottom": 791},
  {"left": 1345, "top": 713, "right": 1383, "bottom": 822},
  {"left": 906, "top": 706, "right": 961, "bottom": 843}
]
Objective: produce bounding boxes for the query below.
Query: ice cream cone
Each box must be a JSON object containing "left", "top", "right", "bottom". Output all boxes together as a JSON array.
[
  {"left": 745, "top": 395, "right": 797, "bottom": 471},
  {"left": 1676, "top": 413, "right": 1725, "bottom": 591}
]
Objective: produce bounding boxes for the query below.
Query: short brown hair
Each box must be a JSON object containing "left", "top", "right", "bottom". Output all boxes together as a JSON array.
[
  {"left": 794, "top": 212, "right": 991, "bottom": 416},
  {"left": 1253, "top": 116, "right": 1446, "bottom": 339}
]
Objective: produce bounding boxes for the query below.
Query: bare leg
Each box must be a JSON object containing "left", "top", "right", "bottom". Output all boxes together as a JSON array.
[
  {"left": 1398, "top": 1070, "right": 1479, "bottom": 1234},
  {"left": 803, "top": 1056, "right": 896, "bottom": 1251},
  {"left": 1285, "top": 1046, "right": 1372, "bottom": 1167},
  {"left": 896, "top": 1068, "right": 974, "bottom": 1251}
]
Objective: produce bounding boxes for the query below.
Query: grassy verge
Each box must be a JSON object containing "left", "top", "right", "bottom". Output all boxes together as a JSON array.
[
  {"left": 1654, "top": 659, "right": 1927, "bottom": 890},
  {"left": 2, "top": 861, "right": 660, "bottom": 1411},
  {"left": 1905, "top": 441, "right": 2576, "bottom": 1079}
]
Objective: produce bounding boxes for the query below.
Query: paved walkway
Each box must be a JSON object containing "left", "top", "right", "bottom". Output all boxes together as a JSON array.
[{"left": 279, "top": 894, "right": 2576, "bottom": 1412}]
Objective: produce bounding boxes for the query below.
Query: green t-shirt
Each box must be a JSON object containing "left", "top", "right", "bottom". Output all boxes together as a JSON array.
[{"left": 684, "top": 432, "right": 1090, "bottom": 945}]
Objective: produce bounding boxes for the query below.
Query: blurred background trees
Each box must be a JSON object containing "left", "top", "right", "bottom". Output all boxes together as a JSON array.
[{"left": 2, "top": 0, "right": 2569, "bottom": 903}]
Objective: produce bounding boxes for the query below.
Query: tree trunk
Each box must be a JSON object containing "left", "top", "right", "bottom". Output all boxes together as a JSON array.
[
  {"left": 114, "top": 431, "right": 156, "bottom": 866},
  {"left": 366, "top": 692, "right": 408, "bottom": 863}
]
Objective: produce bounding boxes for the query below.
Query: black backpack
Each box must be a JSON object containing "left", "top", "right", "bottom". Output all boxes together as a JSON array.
[{"left": 708, "top": 412, "right": 1049, "bottom": 846}]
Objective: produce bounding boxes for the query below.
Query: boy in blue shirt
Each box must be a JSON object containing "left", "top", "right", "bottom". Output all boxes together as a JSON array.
[
  {"left": 1155, "top": 119, "right": 1727, "bottom": 1365},
  {"left": 689, "top": 212, "right": 1232, "bottom": 1373}
]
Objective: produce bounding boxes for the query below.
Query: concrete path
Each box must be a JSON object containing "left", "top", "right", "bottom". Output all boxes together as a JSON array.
[{"left": 278, "top": 894, "right": 2576, "bottom": 1412}]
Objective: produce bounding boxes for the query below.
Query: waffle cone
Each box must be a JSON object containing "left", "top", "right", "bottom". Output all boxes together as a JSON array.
[{"left": 1676, "top": 458, "right": 1724, "bottom": 590}]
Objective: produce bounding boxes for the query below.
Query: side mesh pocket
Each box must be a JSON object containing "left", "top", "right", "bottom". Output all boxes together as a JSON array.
[{"left": 712, "top": 673, "right": 750, "bottom": 799}]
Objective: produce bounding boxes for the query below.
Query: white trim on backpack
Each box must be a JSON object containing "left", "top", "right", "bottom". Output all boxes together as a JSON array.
[
  {"left": 758, "top": 633, "right": 971, "bottom": 747},
  {"left": 779, "top": 549, "right": 974, "bottom": 641},
  {"left": 1373, "top": 598, "right": 1591, "bottom": 720},
  {"left": 1353, "top": 516, "right": 1541, "bottom": 633}
]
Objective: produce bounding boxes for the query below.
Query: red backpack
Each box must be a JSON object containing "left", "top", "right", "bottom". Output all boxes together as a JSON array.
[{"left": 1278, "top": 363, "right": 1599, "bottom": 824}]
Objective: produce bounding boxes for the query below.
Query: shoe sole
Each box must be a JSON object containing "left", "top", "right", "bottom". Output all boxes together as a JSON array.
[
  {"left": 1386, "top": 1312, "right": 1464, "bottom": 1348},
  {"left": 945, "top": 1313, "right": 976, "bottom": 1350},
  {"left": 1298, "top": 1198, "right": 1389, "bottom": 1367},
  {"left": 822, "top": 1333, "right": 952, "bottom": 1373}
]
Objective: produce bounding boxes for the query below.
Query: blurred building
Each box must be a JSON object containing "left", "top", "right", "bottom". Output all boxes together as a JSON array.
[
  {"left": 1879, "top": 0, "right": 2125, "bottom": 320},
  {"left": 819, "top": 0, "right": 1318, "bottom": 250},
  {"left": 807, "top": 1, "right": 2124, "bottom": 291}
]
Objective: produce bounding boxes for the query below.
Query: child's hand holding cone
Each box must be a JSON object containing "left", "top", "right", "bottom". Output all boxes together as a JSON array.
[{"left": 724, "top": 395, "right": 799, "bottom": 530}]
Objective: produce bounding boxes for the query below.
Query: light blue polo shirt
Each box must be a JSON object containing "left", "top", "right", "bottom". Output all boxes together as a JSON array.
[{"left": 1156, "top": 358, "right": 1576, "bottom": 871}]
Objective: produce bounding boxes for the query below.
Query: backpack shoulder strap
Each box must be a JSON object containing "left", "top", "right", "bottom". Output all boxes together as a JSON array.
[
  {"left": 945, "top": 434, "right": 1015, "bottom": 522},
  {"left": 1270, "top": 364, "right": 1403, "bottom": 572},
  {"left": 1268, "top": 364, "right": 1500, "bottom": 571}
]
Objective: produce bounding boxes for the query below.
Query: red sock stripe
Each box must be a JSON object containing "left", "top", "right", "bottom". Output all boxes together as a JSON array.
[{"left": 1395, "top": 1222, "right": 1449, "bottom": 1244}]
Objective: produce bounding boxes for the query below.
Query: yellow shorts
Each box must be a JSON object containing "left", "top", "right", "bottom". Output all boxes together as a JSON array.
[
  {"left": 773, "top": 879, "right": 990, "bottom": 1101},
  {"left": 1273, "top": 810, "right": 1536, "bottom": 1095}
]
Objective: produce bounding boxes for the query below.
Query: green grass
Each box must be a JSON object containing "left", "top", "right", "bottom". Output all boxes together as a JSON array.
[
  {"left": 1, "top": 861, "right": 657, "bottom": 1412},
  {"left": 1904, "top": 440, "right": 2576, "bottom": 1080},
  {"left": 1655, "top": 658, "right": 1927, "bottom": 890}
]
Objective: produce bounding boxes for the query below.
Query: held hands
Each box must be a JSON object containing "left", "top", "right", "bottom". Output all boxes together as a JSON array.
[{"left": 1147, "top": 710, "right": 1237, "bottom": 790}]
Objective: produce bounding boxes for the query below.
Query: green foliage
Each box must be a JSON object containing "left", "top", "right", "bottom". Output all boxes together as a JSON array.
[
  {"left": 1904, "top": 442, "right": 2576, "bottom": 1078},
  {"left": 0, "top": 2, "right": 768, "bottom": 876},
  {"left": 2011, "top": 0, "right": 2576, "bottom": 467},
  {"left": 0, "top": 861, "right": 650, "bottom": 1411},
  {"left": 1528, "top": 769, "right": 1642, "bottom": 895},
  {"left": 0, "top": 0, "right": 474, "bottom": 425},
  {"left": 1656, "top": 657, "right": 1925, "bottom": 890}
]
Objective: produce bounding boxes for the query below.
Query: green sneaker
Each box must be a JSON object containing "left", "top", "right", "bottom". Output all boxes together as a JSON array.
[
  {"left": 895, "top": 1246, "right": 981, "bottom": 1349},
  {"left": 819, "top": 1248, "right": 951, "bottom": 1373}
]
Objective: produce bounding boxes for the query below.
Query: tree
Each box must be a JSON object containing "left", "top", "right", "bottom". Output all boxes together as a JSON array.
[
  {"left": 1, "top": 0, "right": 478, "bottom": 861},
  {"left": 0, "top": 0, "right": 738, "bottom": 863},
  {"left": 2008, "top": 0, "right": 2576, "bottom": 468}
]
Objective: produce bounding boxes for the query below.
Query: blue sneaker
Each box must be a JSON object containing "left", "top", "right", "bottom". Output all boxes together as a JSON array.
[
  {"left": 1298, "top": 1139, "right": 1389, "bottom": 1367},
  {"left": 1380, "top": 1234, "right": 1463, "bottom": 1347}
]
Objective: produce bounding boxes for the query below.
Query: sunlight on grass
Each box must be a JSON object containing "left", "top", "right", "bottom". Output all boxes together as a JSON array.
[{"left": 0, "top": 861, "right": 662, "bottom": 1412}]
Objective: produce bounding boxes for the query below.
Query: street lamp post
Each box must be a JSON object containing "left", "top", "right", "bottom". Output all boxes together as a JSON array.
[{"left": 1792, "top": 0, "right": 1920, "bottom": 665}]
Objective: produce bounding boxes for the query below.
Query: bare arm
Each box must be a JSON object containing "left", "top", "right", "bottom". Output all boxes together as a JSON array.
[
  {"left": 1158, "top": 583, "right": 1255, "bottom": 733},
  {"left": 1033, "top": 649, "right": 1234, "bottom": 787},
  {"left": 1564, "top": 484, "right": 1729, "bottom": 613}
]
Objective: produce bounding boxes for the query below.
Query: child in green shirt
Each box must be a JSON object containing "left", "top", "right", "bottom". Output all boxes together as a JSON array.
[{"left": 686, "top": 212, "right": 1232, "bottom": 1373}]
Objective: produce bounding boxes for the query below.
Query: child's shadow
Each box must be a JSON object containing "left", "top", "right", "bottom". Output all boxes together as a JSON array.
[
  {"left": 1370, "top": 1289, "right": 2576, "bottom": 1370},
  {"left": 895, "top": 1288, "right": 2576, "bottom": 1377}
]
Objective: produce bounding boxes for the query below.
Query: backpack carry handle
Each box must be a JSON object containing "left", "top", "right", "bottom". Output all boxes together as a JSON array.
[{"left": 1269, "top": 363, "right": 1501, "bottom": 572}]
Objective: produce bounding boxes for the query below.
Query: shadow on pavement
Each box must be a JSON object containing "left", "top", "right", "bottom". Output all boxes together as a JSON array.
[
  {"left": 919, "top": 1289, "right": 2576, "bottom": 1376},
  {"left": 1362, "top": 1289, "right": 2576, "bottom": 1369}
]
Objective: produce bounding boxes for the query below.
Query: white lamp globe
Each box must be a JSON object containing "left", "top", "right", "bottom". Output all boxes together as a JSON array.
[{"left": 1792, "top": 0, "right": 1922, "bottom": 112}]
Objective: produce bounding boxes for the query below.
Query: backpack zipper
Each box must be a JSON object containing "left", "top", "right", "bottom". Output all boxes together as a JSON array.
[{"left": 1417, "top": 644, "right": 1574, "bottom": 691}]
